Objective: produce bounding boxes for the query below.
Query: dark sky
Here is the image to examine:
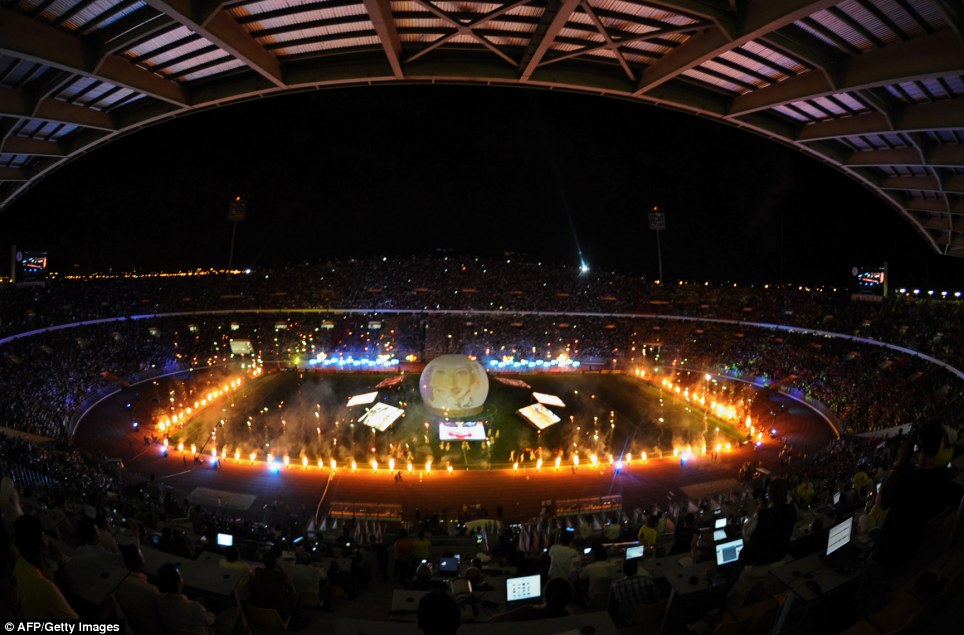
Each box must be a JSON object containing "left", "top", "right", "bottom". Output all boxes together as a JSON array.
[{"left": 5, "top": 84, "right": 964, "bottom": 288}]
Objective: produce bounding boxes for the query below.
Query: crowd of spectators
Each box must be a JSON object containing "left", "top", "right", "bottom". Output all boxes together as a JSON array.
[
  {"left": 1, "top": 257, "right": 962, "bottom": 363},
  {"left": 0, "top": 259, "right": 959, "bottom": 436}
]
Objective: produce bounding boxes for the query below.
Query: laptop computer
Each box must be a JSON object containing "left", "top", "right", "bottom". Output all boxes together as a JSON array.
[
  {"left": 438, "top": 556, "right": 460, "bottom": 578},
  {"left": 713, "top": 529, "right": 728, "bottom": 542},
  {"left": 715, "top": 538, "right": 744, "bottom": 568},
  {"left": 715, "top": 517, "right": 727, "bottom": 529},
  {"left": 823, "top": 517, "right": 862, "bottom": 571},
  {"left": 505, "top": 573, "right": 542, "bottom": 607},
  {"left": 625, "top": 544, "right": 645, "bottom": 561}
]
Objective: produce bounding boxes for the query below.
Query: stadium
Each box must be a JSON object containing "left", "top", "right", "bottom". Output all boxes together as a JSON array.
[
  {"left": 2, "top": 0, "right": 964, "bottom": 633},
  {"left": 1, "top": 258, "right": 962, "bottom": 634}
]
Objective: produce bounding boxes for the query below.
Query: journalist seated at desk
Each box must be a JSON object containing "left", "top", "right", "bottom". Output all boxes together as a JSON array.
[
  {"left": 218, "top": 546, "right": 254, "bottom": 601},
  {"left": 115, "top": 544, "right": 164, "bottom": 635},
  {"left": 487, "top": 577, "right": 574, "bottom": 622},
  {"left": 408, "top": 562, "right": 448, "bottom": 591},
  {"left": 577, "top": 543, "right": 617, "bottom": 603},
  {"left": 250, "top": 550, "right": 299, "bottom": 619},
  {"left": 156, "top": 563, "right": 249, "bottom": 635},
  {"left": 464, "top": 558, "right": 493, "bottom": 591},
  {"left": 609, "top": 558, "right": 660, "bottom": 626},
  {"left": 283, "top": 549, "right": 330, "bottom": 607}
]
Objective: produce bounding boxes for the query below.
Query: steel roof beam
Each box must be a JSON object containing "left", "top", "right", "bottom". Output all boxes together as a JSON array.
[
  {"left": 95, "top": 11, "right": 177, "bottom": 57},
  {"left": 933, "top": 0, "right": 964, "bottom": 41},
  {"left": 0, "top": 6, "right": 187, "bottom": 106},
  {"left": 0, "top": 168, "right": 27, "bottom": 181},
  {"left": 760, "top": 30, "right": 835, "bottom": 73},
  {"left": 796, "top": 98, "right": 964, "bottom": 144},
  {"left": 579, "top": 0, "right": 635, "bottom": 81},
  {"left": 632, "top": 0, "right": 733, "bottom": 27},
  {"left": 540, "top": 24, "right": 704, "bottom": 68},
  {"left": 878, "top": 175, "right": 940, "bottom": 191},
  {"left": 0, "top": 136, "right": 64, "bottom": 157},
  {"left": 729, "top": 29, "right": 964, "bottom": 117},
  {"left": 0, "top": 87, "right": 117, "bottom": 130},
  {"left": 145, "top": 0, "right": 285, "bottom": 88},
  {"left": 904, "top": 198, "right": 964, "bottom": 214},
  {"left": 635, "top": 0, "right": 838, "bottom": 95},
  {"left": 363, "top": 0, "right": 404, "bottom": 78},
  {"left": 846, "top": 144, "right": 964, "bottom": 168},
  {"left": 519, "top": 0, "right": 582, "bottom": 81}
]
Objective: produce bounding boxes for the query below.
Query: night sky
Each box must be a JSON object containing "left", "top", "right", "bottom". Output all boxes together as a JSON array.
[{"left": 5, "top": 84, "right": 964, "bottom": 288}]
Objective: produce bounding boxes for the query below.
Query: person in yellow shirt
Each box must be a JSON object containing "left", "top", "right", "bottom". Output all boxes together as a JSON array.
[
  {"left": 13, "top": 514, "right": 78, "bottom": 620},
  {"left": 853, "top": 467, "right": 874, "bottom": 498},
  {"left": 636, "top": 515, "right": 658, "bottom": 549}
]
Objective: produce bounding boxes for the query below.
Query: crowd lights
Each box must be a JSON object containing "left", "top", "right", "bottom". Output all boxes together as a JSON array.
[
  {"left": 487, "top": 355, "right": 581, "bottom": 370},
  {"left": 307, "top": 354, "right": 400, "bottom": 368}
]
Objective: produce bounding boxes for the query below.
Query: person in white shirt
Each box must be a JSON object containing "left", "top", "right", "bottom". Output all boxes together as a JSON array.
[
  {"left": 547, "top": 530, "right": 581, "bottom": 580},
  {"left": 578, "top": 544, "right": 617, "bottom": 601}
]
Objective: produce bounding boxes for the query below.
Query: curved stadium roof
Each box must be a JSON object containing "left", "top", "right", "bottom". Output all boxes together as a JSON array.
[{"left": 0, "top": 0, "right": 962, "bottom": 257}]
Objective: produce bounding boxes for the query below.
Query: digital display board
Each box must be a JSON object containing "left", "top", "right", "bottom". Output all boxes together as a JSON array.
[
  {"left": 851, "top": 264, "right": 887, "bottom": 297},
  {"left": 12, "top": 248, "right": 48, "bottom": 285}
]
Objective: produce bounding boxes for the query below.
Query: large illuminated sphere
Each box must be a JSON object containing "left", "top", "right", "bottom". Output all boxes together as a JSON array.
[{"left": 419, "top": 355, "right": 489, "bottom": 417}]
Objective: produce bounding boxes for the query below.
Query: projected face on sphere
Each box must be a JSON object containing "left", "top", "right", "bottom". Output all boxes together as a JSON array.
[{"left": 419, "top": 355, "right": 489, "bottom": 417}]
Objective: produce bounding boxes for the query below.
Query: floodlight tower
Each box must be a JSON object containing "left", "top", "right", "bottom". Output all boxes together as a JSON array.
[
  {"left": 648, "top": 205, "right": 666, "bottom": 282},
  {"left": 227, "top": 196, "right": 246, "bottom": 269}
]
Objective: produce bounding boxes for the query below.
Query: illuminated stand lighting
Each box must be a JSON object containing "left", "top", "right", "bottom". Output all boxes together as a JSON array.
[
  {"left": 307, "top": 354, "right": 400, "bottom": 369},
  {"left": 487, "top": 356, "right": 581, "bottom": 370}
]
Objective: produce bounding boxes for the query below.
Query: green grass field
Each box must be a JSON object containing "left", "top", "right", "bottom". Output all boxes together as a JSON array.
[{"left": 169, "top": 370, "right": 746, "bottom": 470}]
